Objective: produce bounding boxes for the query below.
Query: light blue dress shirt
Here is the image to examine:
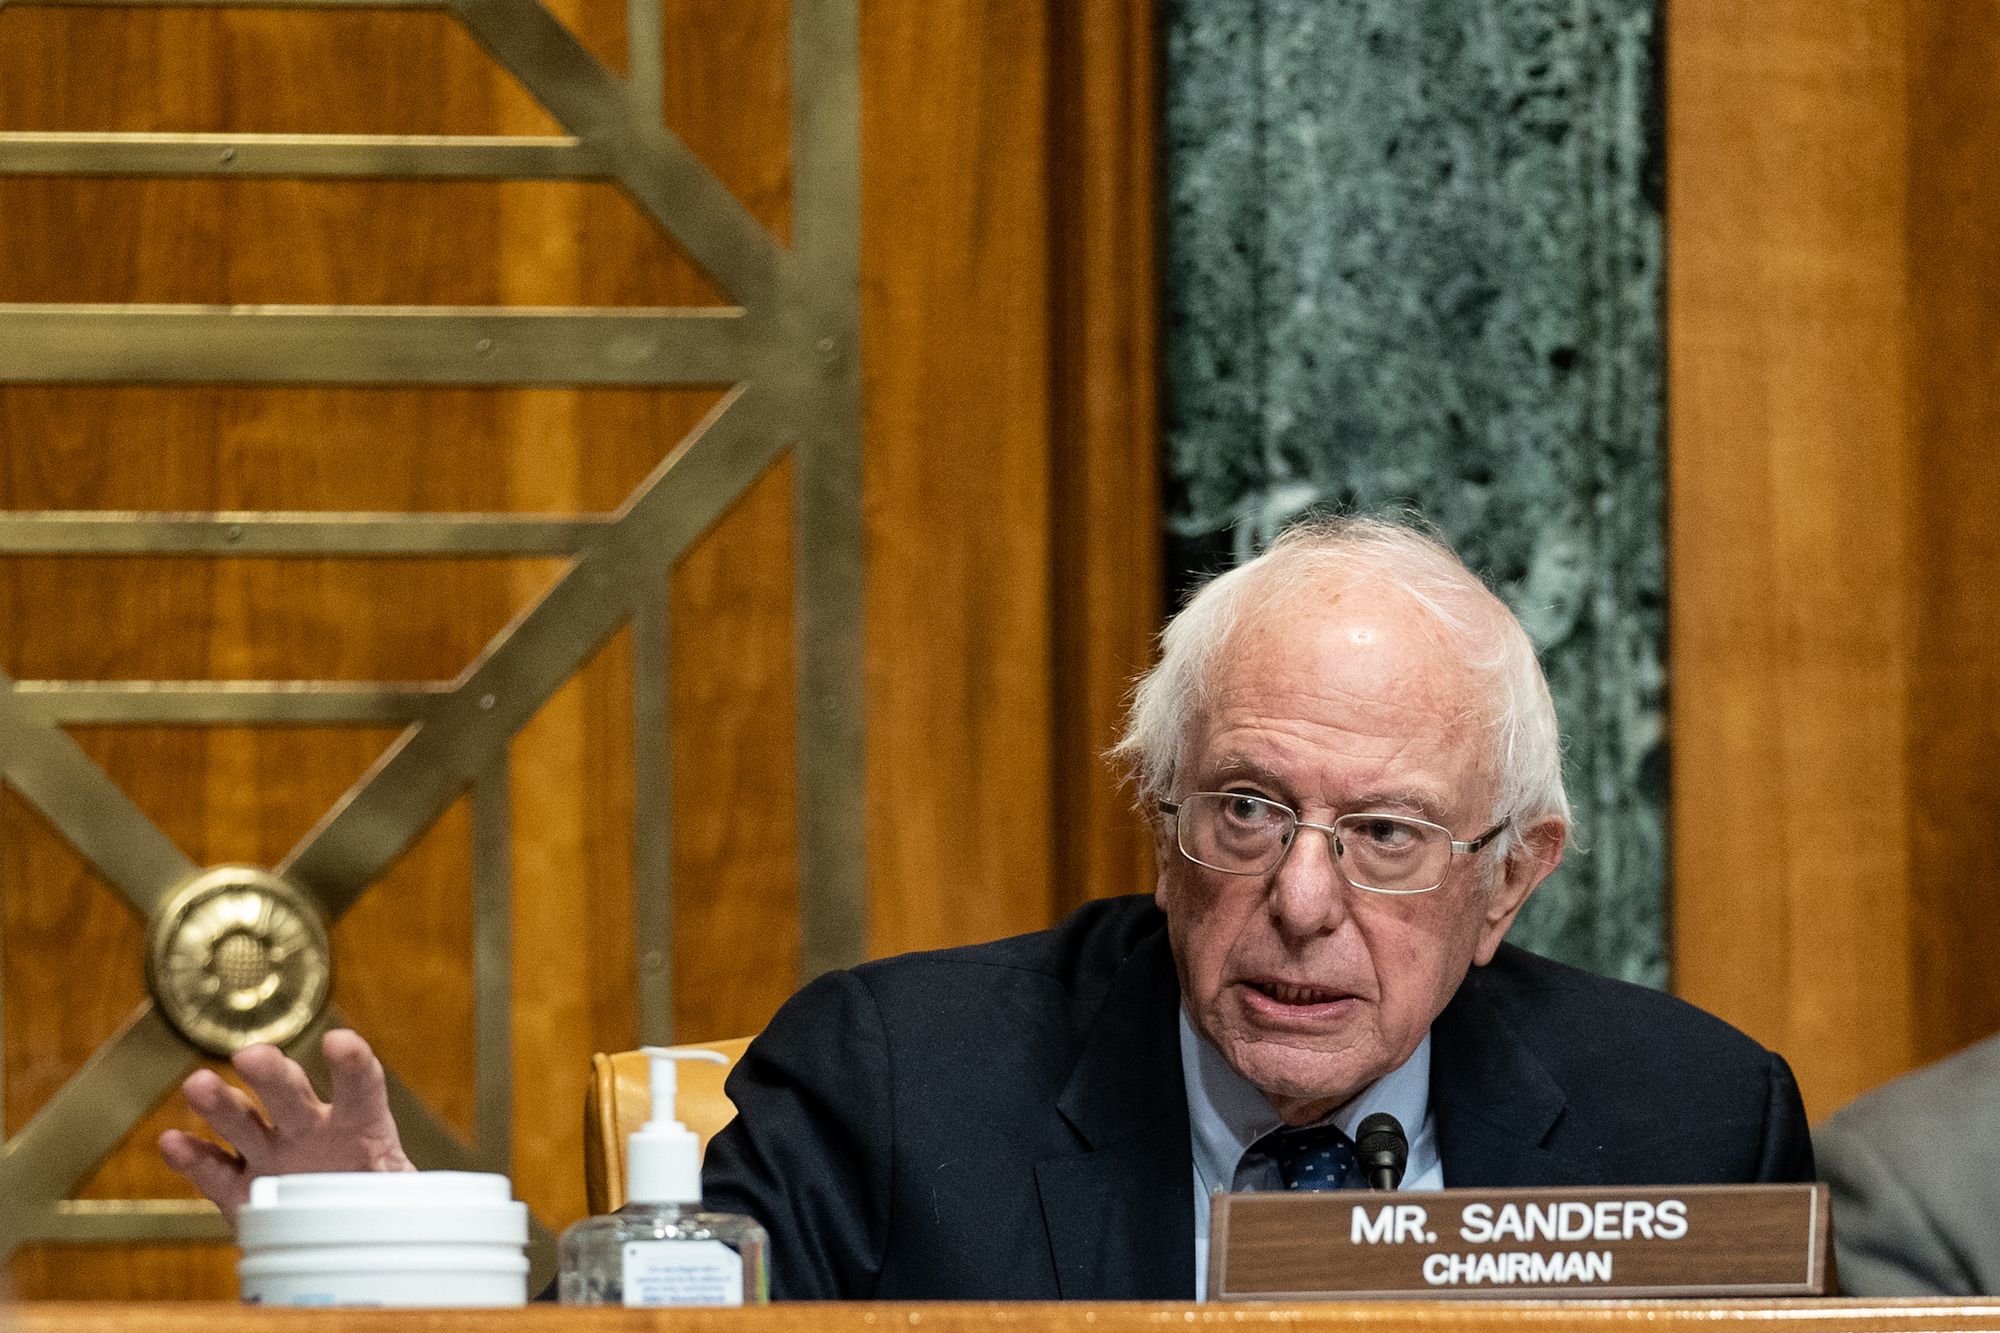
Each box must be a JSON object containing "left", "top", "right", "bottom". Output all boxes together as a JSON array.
[{"left": 1181, "top": 1007, "right": 1443, "bottom": 1298}]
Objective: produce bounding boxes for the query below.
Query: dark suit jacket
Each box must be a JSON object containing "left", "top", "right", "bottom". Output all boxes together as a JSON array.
[{"left": 701, "top": 896, "right": 1814, "bottom": 1300}]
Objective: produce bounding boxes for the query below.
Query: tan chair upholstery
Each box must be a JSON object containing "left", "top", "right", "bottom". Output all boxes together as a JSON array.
[{"left": 584, "top": 1037, "right": 751, "bottom": 1215}]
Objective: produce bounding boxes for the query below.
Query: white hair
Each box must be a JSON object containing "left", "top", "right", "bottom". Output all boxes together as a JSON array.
[{"left": 1110, "top": 515, "right": 1571, "bottom": 854}]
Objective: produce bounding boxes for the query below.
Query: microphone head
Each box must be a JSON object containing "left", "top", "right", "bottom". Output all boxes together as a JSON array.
[{"left": 1355, "top": 1111, "right": 1408, "bottom": 1189}]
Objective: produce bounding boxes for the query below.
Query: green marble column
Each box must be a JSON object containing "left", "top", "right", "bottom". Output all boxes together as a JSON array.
[{"left": 1164, "top": 0, "right": 1665, "bottom": 985}]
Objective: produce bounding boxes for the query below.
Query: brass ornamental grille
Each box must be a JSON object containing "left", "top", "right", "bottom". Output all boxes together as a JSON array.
[{"left": 0, "top": 0, "right": 863, "bottom": 1285}]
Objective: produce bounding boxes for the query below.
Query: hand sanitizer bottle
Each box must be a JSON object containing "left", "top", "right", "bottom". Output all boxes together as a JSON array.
[{"left": 557, "top": 1047, "right": 770, "bottom": 1305}]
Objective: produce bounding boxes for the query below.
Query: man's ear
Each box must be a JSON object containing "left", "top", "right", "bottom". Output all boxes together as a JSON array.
[
  {"left": 1471, "top": 816, "right": 1566, "bottom": 965},
  {"left": 1151, "top": 815, "right": 1176, "bottom": 912}
]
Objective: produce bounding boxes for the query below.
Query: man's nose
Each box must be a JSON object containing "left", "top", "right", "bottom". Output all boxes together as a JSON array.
[{"left": 1267, "top": 822, "right": 1349, "bottom": 937}]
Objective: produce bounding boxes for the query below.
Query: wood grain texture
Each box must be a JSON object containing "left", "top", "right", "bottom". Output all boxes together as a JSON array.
[
  {"left": 1667, "top": 0, "right": 1913, "bottom": 1120},
  {"left": 1048, "top": 0, "right": 1164, "bottom": 915},
  {"left": 1900, "top": 0, "right": 2000, "bottom": 1065},
  {"left": 652, "top": 0, "right": 798, "bottom": 1047},
  {"left": 1668, "top": 0, "right": 2000, "bottom": 1117},
  {"left": 13, "top": 1301, "right": 2000, "bottom": 1333},
  {"left": 859, "top": 0, "right": 1058, "bottom": 958}
]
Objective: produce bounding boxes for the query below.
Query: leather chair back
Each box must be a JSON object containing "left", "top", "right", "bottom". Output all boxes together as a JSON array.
[{"left": 583, "top": 1036, "right": 751, "bottom": 1215}]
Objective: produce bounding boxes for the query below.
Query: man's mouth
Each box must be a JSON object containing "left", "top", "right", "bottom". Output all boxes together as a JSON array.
[{"left": 1246, "top": 979, "right": 1348, "bottom": 1007}]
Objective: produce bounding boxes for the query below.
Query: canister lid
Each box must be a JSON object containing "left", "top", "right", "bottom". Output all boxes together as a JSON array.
[{"left": 237, "top": 1171, "right": 528, "bottom": 1250}]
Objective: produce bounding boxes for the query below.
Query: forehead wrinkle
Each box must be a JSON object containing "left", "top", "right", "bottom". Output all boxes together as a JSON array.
[
  {"left": 1204, "top": 669, "right": 1466, "bottom": 767},
  {"left": 1198, "top": 726, "right": 1453, "bottom": 811},
  {"left": 1207, "top": 636, "right": 1471, "bottom": 733},
  {"left": 1213, "top": 672, "right": 1451, "bottom": 727}
]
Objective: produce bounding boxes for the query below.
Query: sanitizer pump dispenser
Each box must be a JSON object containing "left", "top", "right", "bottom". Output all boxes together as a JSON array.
[{"left": 557, "top": 1047, "right": 770, "bottom": 1305}]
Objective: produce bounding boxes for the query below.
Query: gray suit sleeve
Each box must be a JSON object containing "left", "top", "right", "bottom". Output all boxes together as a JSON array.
[{"left": 1817, "top": 1106, "right": 1978, "bottom": 1297}]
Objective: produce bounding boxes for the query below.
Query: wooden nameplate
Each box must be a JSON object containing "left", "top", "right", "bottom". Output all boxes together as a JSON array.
[{"left": 1209, "top": 1183, "right": 1832, "bottom": 1300}]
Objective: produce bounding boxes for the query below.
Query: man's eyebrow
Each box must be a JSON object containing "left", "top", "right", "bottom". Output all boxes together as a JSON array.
[
  {"left": 1198, "top": 755, "right": 1286, "bottom": 788},
  {"left": 1344, "top": 788, "right": 1450, "bottom": 818}
]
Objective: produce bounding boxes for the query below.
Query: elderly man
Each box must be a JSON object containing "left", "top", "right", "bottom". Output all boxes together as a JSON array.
[{"left": 163, "top": 515, "right": 1813, "bottom": 1299}]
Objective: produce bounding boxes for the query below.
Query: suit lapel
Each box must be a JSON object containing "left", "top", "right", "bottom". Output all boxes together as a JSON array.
[
  {"left": 1034, "top": 928, "right": 1195, "bottom": 1299},
  {"left": 1431, "top": 952, "right": 1605, "bottom": 1188},
  {"left": 1029, "top": 934, "right": 1609, "bottom": 1295}
]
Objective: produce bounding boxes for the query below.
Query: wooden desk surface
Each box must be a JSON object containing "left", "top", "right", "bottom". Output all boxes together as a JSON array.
[{"left": 13, "top": 1302, "right": 2000, "bottom": 1333}]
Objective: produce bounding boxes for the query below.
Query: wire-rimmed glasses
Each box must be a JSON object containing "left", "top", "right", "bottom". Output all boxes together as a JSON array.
[{"left": 1158, "top": 792, "right": 1507, "bottom": 895}]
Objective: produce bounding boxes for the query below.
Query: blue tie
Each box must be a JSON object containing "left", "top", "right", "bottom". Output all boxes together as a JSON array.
[{"left": 1265, "top": 1123, "right": 1359, "bottom": 1191}]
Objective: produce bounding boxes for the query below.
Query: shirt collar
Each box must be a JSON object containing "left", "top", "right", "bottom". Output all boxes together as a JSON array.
[{"left": 1180, "top": 1005, "right": 1432, "bottom": 1194}]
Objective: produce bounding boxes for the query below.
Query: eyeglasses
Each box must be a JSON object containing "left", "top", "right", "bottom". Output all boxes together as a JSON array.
[{"left": 1158, "top": 792, "right": 1508, "bottom": 895}]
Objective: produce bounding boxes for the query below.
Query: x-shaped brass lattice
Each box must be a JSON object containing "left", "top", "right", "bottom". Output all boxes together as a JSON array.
[{"left": 0, "top": 0, "right": 861, "bottom": 1283}]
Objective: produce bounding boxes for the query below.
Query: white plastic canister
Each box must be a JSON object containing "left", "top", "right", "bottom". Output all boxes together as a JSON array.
[{"left": 237, "top": 1171, "right": 529, "bottom": 1307}]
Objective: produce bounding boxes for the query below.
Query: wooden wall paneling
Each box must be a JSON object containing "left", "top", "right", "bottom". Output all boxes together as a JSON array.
[
  {"left": 1666, "top": 2, "right": 1916, "bottom": 1120},
  {"left": 2, "top": 0, "right": 604, "bottom": 1297},
  {"left": 490, "top": 0, "right": 719, "bottom": 1241},
  {"left": 507, "top": 635, "right": 634, "bottom": 1237},
  {"left": 668, "top": 460, "right": 800, "bottom": 1042},
  {"left": 860, "top": 0, "right": 1059, "bottom": 959},
  {"left": 1048, "top": 0, "right": 1164, "bottom": 915},
  {"left": 0, "top": 0, "right": 1163, "bottom": 1297},
  {"left": 1902, "top": 0, "right": 2000, "bottom": 1064},
  {"left": 653, "top": 0, "right": 801, "bottom": 1049},
  {"left": 1, "top": 2, "right": 533, "bottom": 1276},
  {"left": 860, "top": 0, "right": 1164, "bottom": 953}
]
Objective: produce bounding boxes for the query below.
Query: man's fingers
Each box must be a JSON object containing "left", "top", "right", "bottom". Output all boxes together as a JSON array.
[
  {"left": 233, "top": 1043, "right": 326, "bottom": 1138},
  {"left": 323, "top": 1029, "right": 415, "bottom": 1171},
  {"left": 159, "top": 1129, "right": 250, "bottom": 1224},
  {"left": 182, "top": 1067, "right": 275, "bottom": 1158},
  {"left": 165, "top": 1032, "right": 413, "bottom": 1214},
  {"left": 322, "top": 1029, "right": 388, "bottom": 1123}
]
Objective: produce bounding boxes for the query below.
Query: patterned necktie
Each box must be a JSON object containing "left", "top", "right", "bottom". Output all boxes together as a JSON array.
[{"left": 1264, "top": 1122, "right": 1360, "bottom": 1191}]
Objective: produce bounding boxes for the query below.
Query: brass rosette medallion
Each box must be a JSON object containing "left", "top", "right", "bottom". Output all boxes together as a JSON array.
[{"left": 145, "top": 866, "right": 333, "bottom": 1057}]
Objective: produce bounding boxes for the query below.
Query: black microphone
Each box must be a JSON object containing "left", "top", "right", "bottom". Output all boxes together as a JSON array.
[{"left": 1355, "top": 1112, "right": 1408, "bottom": 1190}]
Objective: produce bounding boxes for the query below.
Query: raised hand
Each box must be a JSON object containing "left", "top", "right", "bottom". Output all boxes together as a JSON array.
[{"left": 159, "top": 1027, "right": 415, "bottom": 1225}]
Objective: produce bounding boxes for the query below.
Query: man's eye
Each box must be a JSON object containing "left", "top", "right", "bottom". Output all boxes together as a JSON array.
[
  {"left": 1222, "top": 795, "right": 1278, "bottom": 825},
  {"left": 1349, "top": 817, "right": 1419, "bottom": 850}
]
